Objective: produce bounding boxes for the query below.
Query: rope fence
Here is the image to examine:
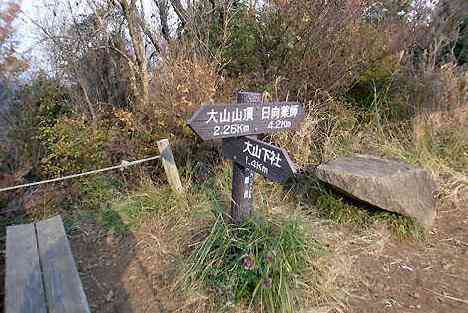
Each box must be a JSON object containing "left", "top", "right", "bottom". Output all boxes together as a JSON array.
[{"left": 0, "top": 156, "right": 161, "bottom": 193}]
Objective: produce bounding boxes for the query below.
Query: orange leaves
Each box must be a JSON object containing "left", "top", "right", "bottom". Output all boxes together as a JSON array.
[
  {"left": 0, "top": 1, "right": 20, "bottom": 42},
  {"left": 346, "top": 0, "right": 365, "bottom": 13},
  {"left": 151, "top": 56, "right": 218, "bottom": 113},
  {"left": 0, "top": 0, "right": 27, "bottom": 79},
  {"left": 113, "top": 108, "right": 137, "bottom": 132},
  {"left": 2, "top": 2, "right": 20, "bottom": 24}
]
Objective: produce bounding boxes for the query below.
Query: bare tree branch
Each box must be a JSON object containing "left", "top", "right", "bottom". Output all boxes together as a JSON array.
[
  {"left": 153, "top": 0, "right": 171, "bottom": 42},
  {"left": 110, "top": 0, "right": 150, "bottom": 109},
  {"left": 170, "top": 0, "right": 187, "bottom": 27}
]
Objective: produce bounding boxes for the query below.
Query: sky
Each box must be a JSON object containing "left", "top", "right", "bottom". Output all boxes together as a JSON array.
[
  {"left": 17, "top": 0, "right": 40, "bottom": 54},
  {"left": 16, "top": 0, "right": 54, "bottom": 71},
  {"left": 16, "top": 0, "right": 159, "bottom": 72}
]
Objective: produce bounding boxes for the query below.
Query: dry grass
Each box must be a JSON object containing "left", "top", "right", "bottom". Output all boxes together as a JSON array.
[
  {"left": 1, "top": 54, "right": 465, "bottom": 312},
  {"left": 270, "top": 64, "right": 467, "bottom": 212},
  {"left": 106, "top": 167, "right": 351, "bottom": 313},
  {"left": 259, "top": 68, "right": 467, "bottom": 312},
  {"left": 143, "top": 52, "right": 233, "bottom": 140}
]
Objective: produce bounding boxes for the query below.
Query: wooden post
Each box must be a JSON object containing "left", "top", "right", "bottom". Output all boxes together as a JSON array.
[
  {"left": 229, "top": 91, "right": 263, "bottom": 223},
  {"left": 157, "top": 139, "right": 183, "bottom": 194}
]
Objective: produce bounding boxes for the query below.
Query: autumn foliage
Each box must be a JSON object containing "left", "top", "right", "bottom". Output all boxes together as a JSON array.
[
  {"left": 1, "top": 0, "right": 466, "bottom": 194},
  {"left": 0, "top": 1, "right": 27, "bottom": 80}
]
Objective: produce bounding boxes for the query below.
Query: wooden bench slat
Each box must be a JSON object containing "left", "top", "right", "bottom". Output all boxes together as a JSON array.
[
  {"left": 36, "top": 216, "right": 90, "bottom": 313},
  {"left": 5, "top": 223, "right": 48, "bottom": 313}
]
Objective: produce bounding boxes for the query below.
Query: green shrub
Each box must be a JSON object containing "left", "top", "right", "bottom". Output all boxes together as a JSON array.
[
  {"left": 39, "top": 116, "right": 110, "bottom": 177},
  {"left": 454, "top": 16, "right": 468, "bottom": 65},
  {"left": 4, "top": 76, "right": 71, "bottom": 177},
  {"left": 218, "top": 3, "right": 261, "bottom": 75},
  {"left": 184, "top": 211, "right": 323, "bottom": 312},
  {"left": 22, "top": 76, "right": 71, "bottom": 127},
  {"left": 78, "top": 176, "right": 121, "bottom": 210}
]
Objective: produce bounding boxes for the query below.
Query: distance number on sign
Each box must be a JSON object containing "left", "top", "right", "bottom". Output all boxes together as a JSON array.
[
  {"left": 213, "top": 124, "right": 250, "bottom": 137},
  {"left": 267, "top": 120, "right": 292, "bottom": 130}
]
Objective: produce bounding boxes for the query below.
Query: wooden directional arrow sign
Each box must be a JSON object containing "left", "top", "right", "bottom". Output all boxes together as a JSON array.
[
  {"left": 223, "top": 136, "right": 297, "bottom": 183},
  {"left": 188, "top": 102, "right": 305, "bottom": 141}
]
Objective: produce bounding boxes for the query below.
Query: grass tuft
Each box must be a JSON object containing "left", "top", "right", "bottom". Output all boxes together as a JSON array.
[
  {"left": 184, "top": 209, "right": 325, "bottom": 313},
  {"left": 315, "top": 191, "right": 426, "bottom": 240},
  {"left": 316, "top": 193, "right": 370, "bottom": 226},
  {"left": 78, "top": 176, "right": 122, "bottom": 210},
  {"left": 92, "top": 179, "right": 183, "bottom": 234}
]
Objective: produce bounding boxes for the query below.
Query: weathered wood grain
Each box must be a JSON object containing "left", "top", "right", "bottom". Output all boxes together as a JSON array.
[
  {"left": 5, "top": 223, "right": 47, "bottom": 313},
  {"left": 157, "top": 139, "right": 183, "bottom": 194},
  {"left": 229, "top": 92, "right": 263, "bottom": 224},
  {"left": 188, "top": 101, "right": 305, "bottom": 140},
  {"left": 36, "top": 216, "right": 90, "bottom": 313}
]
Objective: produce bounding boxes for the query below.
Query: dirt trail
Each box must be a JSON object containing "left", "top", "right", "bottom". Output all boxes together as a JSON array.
[
  {"left": 64, "top": 184, "right": 468, "bottom": 313},
  {"left": 70, "top": 218, "right": 187, "bottom": 313},
  {"left": 348, "top": 203, "right": 468, "bottom": 313}
]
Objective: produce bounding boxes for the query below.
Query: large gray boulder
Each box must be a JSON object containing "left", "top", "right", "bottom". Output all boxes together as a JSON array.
[{"left": 315, "top": 155, "right": 437, "bottom": 227}]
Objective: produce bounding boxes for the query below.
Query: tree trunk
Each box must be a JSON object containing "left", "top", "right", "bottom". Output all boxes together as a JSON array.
[
  {"left": 113, "top": 0, "right": 150, "bottom": 110},
  {"left": 154, "top": 0, "right": 171, "bottom": 42}
]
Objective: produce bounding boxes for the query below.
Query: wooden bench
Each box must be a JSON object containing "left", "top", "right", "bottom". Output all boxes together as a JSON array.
[{"left": 4, "top": 215, "right": 90, "bottom": 313}]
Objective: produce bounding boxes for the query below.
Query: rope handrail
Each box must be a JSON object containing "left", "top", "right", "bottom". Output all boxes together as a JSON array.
[{"left": 0, "top": 155, "right": 161, "bottom": 193}]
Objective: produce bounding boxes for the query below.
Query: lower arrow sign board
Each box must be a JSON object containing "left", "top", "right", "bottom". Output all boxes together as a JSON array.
[{"left": 223, "top": 136, "right": 297, "bottom": 183}]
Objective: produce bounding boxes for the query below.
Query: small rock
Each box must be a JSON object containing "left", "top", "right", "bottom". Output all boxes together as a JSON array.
[
  {"left": 413, "top": 292, "right": 420, "bottom": 299},
  {"left": 315, "top": 155, "right": 437, "bottom": 227},
  {"left": 106, "top": 235, "right": 114, "bottom": 246},
  {"left": 416, "top": 304, "right": 421, "bottom": 309},
  {"left": 106, "top": 290, "right": 114, "bottom": 302}
]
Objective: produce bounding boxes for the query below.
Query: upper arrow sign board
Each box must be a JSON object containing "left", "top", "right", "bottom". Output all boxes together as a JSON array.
[
  {"left": 188, "top": 102, "right": 305, "bottom": 140},
  {"left": 223, "top": 136, "right": 297, "bottom": 182}
]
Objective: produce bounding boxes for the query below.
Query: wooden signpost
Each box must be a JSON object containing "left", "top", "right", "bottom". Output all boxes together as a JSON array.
[
  {"left": 229, "top": 92, "right": 262, "bottom": 223},
  {"left": 188, "top": 92, "right": 304, "bottom": 223},
  {"left": 187, "top": 101, "right": 305, "bottom": 141}
]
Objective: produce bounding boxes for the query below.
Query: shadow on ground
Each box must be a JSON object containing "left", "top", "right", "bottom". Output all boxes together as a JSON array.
[{"left": 70, "top": 213, "right": 179, "bottom": 313}]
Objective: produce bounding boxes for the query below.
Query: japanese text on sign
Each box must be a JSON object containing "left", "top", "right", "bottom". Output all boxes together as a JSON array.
[
  {"left": 204, "top": 104, "right": 300, "bottom": 138},
  {"left": 261, "top": 104, "right": 300, "bottom": 120},
  {"left": 206, "top": 107, "right": 254, "bottom": 124},
  {"left": 188, "top": 101, "right": 304, "bottom": 140},
  {"left": 205, "top": 104, "right": 300, "bottom": 125},
  {"left": 223, "top": 136, "right": 296, "bottom": 182},
  {"left": 243, "top": 141, "right": 282, "bottom": 168}
]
